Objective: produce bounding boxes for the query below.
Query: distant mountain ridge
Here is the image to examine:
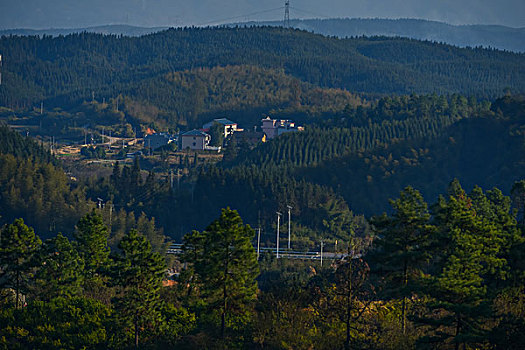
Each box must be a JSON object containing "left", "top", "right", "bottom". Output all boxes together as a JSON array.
[
  {"left": 242, "top": 18, "right": 525, "bottom": 53},
  {"left": 1, "top": 26, "right": 524, "bottom": 113},
  {"left": 1, "top": 19, "right": 524, "bottom": 52},
  {"left": 0, "top": 25, "right": 168, "bottom": 37}
]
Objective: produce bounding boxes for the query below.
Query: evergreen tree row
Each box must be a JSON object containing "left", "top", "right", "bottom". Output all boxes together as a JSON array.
[
  {"left": 1, "top": 27, "right": 524, "bottom": 111},
  {"left": 1, "top": 182, "right": 523, "bottom": 348}
]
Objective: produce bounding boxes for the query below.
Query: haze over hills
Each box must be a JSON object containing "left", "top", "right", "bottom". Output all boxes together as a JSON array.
[
  {"left": 1, "top": 26, "right": 524, "bottom": 117},
  {"left": 0, "top": 25, "right": 168, "bottom": 38},
  {"left": 252, "top": 18, "right": 525, "bottom": 53},
  {"left": 2, "top": 18, "right": 525, "bottom": 53},
  {"left": 1, "top": 0, "right": 525, "bottom": 28}
]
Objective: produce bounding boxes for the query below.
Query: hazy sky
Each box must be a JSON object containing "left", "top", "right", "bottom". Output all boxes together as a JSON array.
[{"left": 1, "top": 0, "right": 524, "bottom": 29}]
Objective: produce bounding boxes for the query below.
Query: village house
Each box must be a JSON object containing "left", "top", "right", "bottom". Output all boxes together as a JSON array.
[
  {"left": 180, "top": 130, "right": 211, "bottom": 150},
  {"left": 202, "top": 118, "right": 239, "bottom": 138},
  {"left": 261, "top": 117, "right": 304, "bottom": 139},
  {"left": 144, "top": 132, "right": 175, "bottom": 150}
]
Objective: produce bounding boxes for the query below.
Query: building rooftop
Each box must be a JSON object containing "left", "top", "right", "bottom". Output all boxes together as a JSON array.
[
  {"left": 212, "top": 118, "right": 237, "bottom": 126},
  {"left": 182, "top": 129, "right": 209, "bottom": 137}
]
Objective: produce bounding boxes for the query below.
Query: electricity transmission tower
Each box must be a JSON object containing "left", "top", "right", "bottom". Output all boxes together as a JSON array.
[{"left": 284, "top": 1, "right": 290, "bottom": 28}]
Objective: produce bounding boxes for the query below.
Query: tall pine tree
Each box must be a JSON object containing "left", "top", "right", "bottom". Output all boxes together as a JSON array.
[
  {"left": 111, "top": 229, "right": 166, "bottom": 348},
  {"left": 183, "top": 208, "right": 259, "bottom": 338},
  {"left": 0, "top": 219, "right": 41, "bottom": 308},
  {"left": 369, "top": 186, "right": 435, "bottom": 335}
]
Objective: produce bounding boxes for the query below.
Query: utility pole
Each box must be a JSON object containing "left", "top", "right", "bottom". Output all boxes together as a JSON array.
[
  {"left": 109, "top": 204, "right": 113, "bottom": 229},
  {"left": 284, "top": 1, "right": 290, "bottom": 28},
  {"left": 320, "top": 240, "right": 324, "bottom": 267},
  {"left": 257, "top": 227, "right": 261, "bottom": 260},
  {"left": 276, "top": 212, "right": 282, "bottom": 259},
  {"left": 170, "top": 170, "right": 174, "bottom": 189},
  {"left": 287, "top": 205, "right": 292, "bottom": 250},
  {"left": 40, "top": 102, "right": 43, "bottom": 115}
]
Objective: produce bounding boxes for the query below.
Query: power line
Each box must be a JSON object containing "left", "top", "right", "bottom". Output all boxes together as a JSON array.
[
  {"left": 197, "top": 7, "right": 284, "bottom": 26},
  {"left": 289, "top": 6, "right": 332, "bottom": 19}
]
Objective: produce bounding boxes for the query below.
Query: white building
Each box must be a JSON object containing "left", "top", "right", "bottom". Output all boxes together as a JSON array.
[
  {"left": 180, "top": 130, "right": 211, "bottom": 150},
  {"left": 261, "top": 117, "right": 304, "bottom": 139},
  {"left": 202, "top": 118, "right": 239, "bottom": 138}
]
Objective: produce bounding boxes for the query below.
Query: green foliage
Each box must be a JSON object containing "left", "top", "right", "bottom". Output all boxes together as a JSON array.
[
  {"left": 33, "top": 234, "right": 84, "bottom": 301},
  {"left": 183, "top": 208, "right": 259, "bottom": 338},
  {"left": 80, "top": 146, "right": 106, "bottom": 159},
  {"left": 0, "top": 181, "right": 521, "bottom": 349},
  {"left": 0, "top": 296, "right": 111, "bottom": 349},
  {"left": 369, "top": 187, "right": 436, "bottom": 334},
  {"left": 156, "top": 304, "right": 197, "bottom": 347},
  {"left": 416, "top": 181, "right": 519, "bottom": 348},
  {"left": 0, "top": 27, "right": 523, "bottom": 115},
  {"left": 0, "top": 219, "right": 41, "bottom": 309},
  {"left": 111, "top": 229, "right": 166, "bottom": 347},
  {"left": 235, "top": 93, "right": 476, "bottom": 166},
  {"left": 0, "top": 125, "right": 54, "bottom": 163},
  {"left": 74, "top": 210, "right": 110, "bottom": 276},
  {"left": 300, "top": 95, "right": 524, "bottom": 216},
  {"left": 209, "top": 122, "right": 224, "bottom": 147},
  {"left": 511, "top": 179, "right": 525, "bottom": 226},
  {"left": 0, "top": 151, "right": 92, "bottom": 238}
]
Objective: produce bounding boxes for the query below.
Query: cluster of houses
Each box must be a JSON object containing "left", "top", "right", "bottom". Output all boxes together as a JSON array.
[{"left": 143, "top": 117, "right": 304, "bottom": 152}]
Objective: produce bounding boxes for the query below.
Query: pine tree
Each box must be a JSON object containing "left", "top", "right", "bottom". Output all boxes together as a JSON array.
[
  {"left": 333, "top": 241, "right": 371, "bottom": 350},
  {"left": 369, "top": 186, "right": 435, "bottom": 334},
  {"left": 74, "top": 210, "right": 111, "bottom": 301},
  {"left": 74, "top": 210, "right": 110, "bottom": 276},
  {"left": 0, "top": 219, "right": 42, "bottom": 308},
  {"left": 111, "top": 229, "right": 166, "bottom": 348},
  {"left": 34, "top": 233, "right": 84, "bottom": 300},
  {"left": 420, "top": 182, "right": 508, "bottom": 349},
  {"left": 183, "top": 208, "right": 259, "bottom": 338}
]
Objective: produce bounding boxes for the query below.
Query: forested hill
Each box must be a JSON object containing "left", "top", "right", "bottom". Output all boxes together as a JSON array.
[
  {"left": 3, "top": 19, "right": 525, "bottom": 53},
  {"left": 210, "top": 94, "right": 525, "bottom": 220},
  {"left": 0, "top": 124, "right": 54, "bottom": 163},
  {"left": 0, "top": 26, "right": 524, "bottom": 112},
  {"left": 0, "top": 25, "right": 168, "bottom": 37},
  {"left": 253, "top": 18, "right": 525, "bottom": 53}
]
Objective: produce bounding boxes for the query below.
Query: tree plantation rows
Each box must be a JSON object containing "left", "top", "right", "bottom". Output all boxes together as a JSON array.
[
  {"left": 1, "top": 94, "right": 523, "bottom": 242},
  {"left": 1, "top": 180, "right": 524, "bottom": 349},
  {"left": 233, "top": 93, "right": 486, "bottom": 168},
  {"left": 0, "top": 25, "right": 525, "bottom": 348},
  {"left": 0, "top": 26, "right": 524, "bottom": 115}
]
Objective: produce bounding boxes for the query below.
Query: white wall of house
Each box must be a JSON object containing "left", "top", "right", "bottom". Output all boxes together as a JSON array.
[{"left": 181, "top": 134, "right": 210, "bottom": 150}]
